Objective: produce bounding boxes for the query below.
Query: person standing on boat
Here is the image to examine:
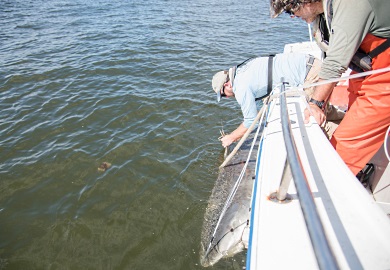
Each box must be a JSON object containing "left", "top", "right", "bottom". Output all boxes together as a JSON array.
[
  {"left": 269, "top": 0, "right": 390, "bottom": 176},
  {"left": 211, "top": 53, "right": 342, "bottom": 147}
]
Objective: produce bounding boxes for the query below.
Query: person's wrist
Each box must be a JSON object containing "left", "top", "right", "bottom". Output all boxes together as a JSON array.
[{"left": 309, "top": 98, "right": 325, "bottom": 111}]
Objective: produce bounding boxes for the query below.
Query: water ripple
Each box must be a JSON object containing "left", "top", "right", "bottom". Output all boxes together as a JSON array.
[{"left": 0, "top": 0, "right": 309, "bottom": 268}]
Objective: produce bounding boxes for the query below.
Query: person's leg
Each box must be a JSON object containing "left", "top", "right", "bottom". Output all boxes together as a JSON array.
[
  {"left": 331, "top": 34, "right": 390, "bottom": 175},
  {"left": 331, "top": 77, "right": 390, "bottom": 175},
  {"left": 303, "top": 57, "right": 321, "bottom": 98}
]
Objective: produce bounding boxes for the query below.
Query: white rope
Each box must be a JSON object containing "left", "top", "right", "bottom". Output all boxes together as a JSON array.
[
  {"left": 385, "top": 126, "right": 390, "bottom": 162},
  {"left": 308, "top": 24, "right": 312, "bottom": 42},
  {"left": 303, "top": 66, "right": 390, "bottom": 88}
]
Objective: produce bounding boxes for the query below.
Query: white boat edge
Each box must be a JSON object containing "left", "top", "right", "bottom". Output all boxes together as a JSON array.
[{"left": 246, "top": 41, "right": 390, "bottom": 270}]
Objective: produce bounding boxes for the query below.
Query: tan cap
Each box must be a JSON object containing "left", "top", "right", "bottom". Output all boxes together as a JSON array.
[{"left": 211, "top": 70, "right": 228, "bottom": 102}]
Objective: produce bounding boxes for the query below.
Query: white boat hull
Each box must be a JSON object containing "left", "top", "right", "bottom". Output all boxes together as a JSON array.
[{"left": 247, "top": 87, "right": 390, "bottom": 269}]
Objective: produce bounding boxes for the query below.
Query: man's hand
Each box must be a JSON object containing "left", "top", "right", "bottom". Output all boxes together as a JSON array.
[
  {"left": 219, "top": 134, "right": 235, "bottom": 148},
  {"left": 304, "top": 80, "right": 336, "bottom": 125},
  {"left": 304, "top": 103, "right": 326, "bottom": 125},
  {"left": 218, "top": 123, "right": 248, "bottom": 148}
]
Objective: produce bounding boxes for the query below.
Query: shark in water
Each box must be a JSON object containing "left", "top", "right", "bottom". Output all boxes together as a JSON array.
[{"left": 200, "top": 130, "right": 260, "bottom": 267}]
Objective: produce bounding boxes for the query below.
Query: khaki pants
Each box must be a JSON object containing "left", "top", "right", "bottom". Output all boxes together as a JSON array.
[{"left": 303, "top": 56, "right": 345, "bottom": 139}]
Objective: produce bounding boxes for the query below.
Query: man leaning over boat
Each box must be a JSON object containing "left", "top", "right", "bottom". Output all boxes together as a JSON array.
[
  {"left": 211, "top": 53, "right": 344, "bottom": 148},
  {"left": 269, "top": 0, "right": 390, "bottom": 176}
]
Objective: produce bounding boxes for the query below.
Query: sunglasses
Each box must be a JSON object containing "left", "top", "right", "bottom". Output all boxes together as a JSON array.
[
  {"left": 220, "top": 73, "right": 230, "bottom": 98},
  {"left": 284, "top": 1, "right": 307, "bottom": 16},
  {"left": 285, "top": 9, "right": 295, "bottom": 15},
  {"left": 285, "top": 6, "right": 299, "bottom": 15},
  {"left": 221, "top": 88, "right": 226, "bottom": 98}
]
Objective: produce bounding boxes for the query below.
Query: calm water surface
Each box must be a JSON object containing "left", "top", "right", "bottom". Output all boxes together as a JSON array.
[{"left": 0, "top": 0, "right": 308, "bottom": 269}]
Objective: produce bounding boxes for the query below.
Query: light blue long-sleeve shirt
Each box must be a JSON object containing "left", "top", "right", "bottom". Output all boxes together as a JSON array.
[{"left": 233, "top": 53, "right": 307, "bottom": 128}]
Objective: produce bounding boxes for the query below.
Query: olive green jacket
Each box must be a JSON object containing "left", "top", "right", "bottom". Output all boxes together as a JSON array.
[{"left": 319, "top": 0, "right": 390, "bottom": 79}]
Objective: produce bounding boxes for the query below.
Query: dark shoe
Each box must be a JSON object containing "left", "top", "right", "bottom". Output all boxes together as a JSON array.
[{"left": 356, "top": 163, "right": 375, "bottom": 188}]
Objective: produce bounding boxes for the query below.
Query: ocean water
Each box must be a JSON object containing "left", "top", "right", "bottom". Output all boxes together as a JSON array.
[{"left": 0, "top": 0, "right": 309, "bottom": 269}]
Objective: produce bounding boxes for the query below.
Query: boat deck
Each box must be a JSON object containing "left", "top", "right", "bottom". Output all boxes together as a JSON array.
[{"left": 247, "top": 89, "right": 390, "bottom": 269}]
